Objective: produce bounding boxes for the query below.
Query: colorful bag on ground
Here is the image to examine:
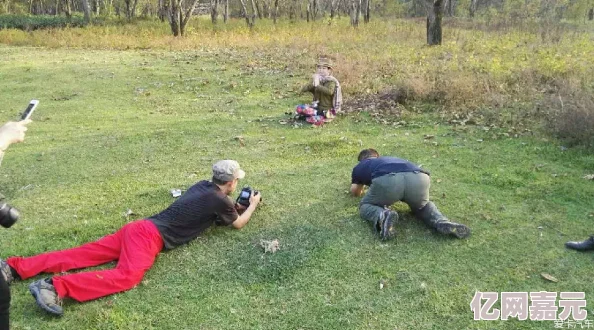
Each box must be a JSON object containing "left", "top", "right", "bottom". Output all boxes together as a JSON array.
[{"left": 295, "top": 104, "right": 336, "bottom": 127}]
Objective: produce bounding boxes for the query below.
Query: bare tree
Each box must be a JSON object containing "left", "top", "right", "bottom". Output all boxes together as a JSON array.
[
  {"left": 223, "top": 0, "right": 228, "bottom": 22},
  {"left": 103, "top": 0, "right": 112, "bottom": 15},
  {"left": 82, "top": 0, "right": 91, "bottom": 22},
  {"left": 426, "top": 0, "right": 443, "bottom": 45},
  {"left": 64, "top": 0, "right": 72, "bottom": 17},
  {"left": 238, "top": 0, "right": 256, "bottom": 27},
  {"left": 124, "top": 0, "right": 138, "bottom": 19},
  {"left": 350, "top": 0, "right": 360, "bottom": 26},
  {"left": 469, "top": 0, "right": 478, "bottom": 17},
  {"left": 250, "top": 0, "right": 259, "bottom": 19},
  {"left": 363, "top": 0, "right": 370, "bottom": 23},
  {"left": 589, "top": 7, "right": 593, "bottom": 20},
  {"left": 166, "top": 0, "right": 200, "bottom": 36},
  {"left": 210, "top": 0, "right": 219, "bottom": 23},
  {"left": 158, "top": 0, "right": 166, "bottom": 21},
  {"left": 272, "top": 0, "right": 278, "bottom": 23},
  {"left": 444, "top": 0, "right": 453, "bottom": 16}
]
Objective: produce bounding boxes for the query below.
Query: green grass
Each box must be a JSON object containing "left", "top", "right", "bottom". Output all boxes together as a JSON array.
[{"left": 0, "top": 45, "right": 593, "bottom": 330}]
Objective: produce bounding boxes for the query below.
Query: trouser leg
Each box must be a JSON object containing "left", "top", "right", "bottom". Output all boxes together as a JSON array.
[
  {"left": 359, "top": 173, "right": 405, "bottom": 227},
  {"left": 8, "top": 228, "right": 123, "bottom": 280},
  {"left": 52, "top": 220, "right": 163, "bottom": 302},
  {"left": 414, "top": 201, "right": 471, "bottom": 239},
  {"left": 0, "top": 273, "right": 9, "bottom": 330}
]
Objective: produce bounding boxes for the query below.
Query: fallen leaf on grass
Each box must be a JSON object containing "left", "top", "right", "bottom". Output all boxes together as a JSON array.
[
  {"left": 540, "top": 273, "right": 558, "bottom": 283},
  {"left": 123, "top": 209, "right": 136, "bottom": 219},
  {"left": 583, "top": 174, "right": 594, "bottom": 180},
  {"left": 260, "top": 239, "right": 280, "bottom": 253},
  {"left": 234, "top": 136, "right": 245, "bottom": 147}
]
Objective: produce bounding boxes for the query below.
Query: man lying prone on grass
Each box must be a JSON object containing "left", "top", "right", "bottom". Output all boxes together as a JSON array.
[{"left": 1, "top": 160, "right": 261, "bottom": 316}]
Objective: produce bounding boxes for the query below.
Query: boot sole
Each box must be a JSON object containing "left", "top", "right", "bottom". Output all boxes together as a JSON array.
[
  {"left": 29, "top": 282, "right": 63, "bottom": 316},
  {"left": 380, "top": 211, "right": 397, "bottom": 240},
  {"left": 564, "top": 242, "right": 594, "bottom": 251},
  {"left": 436, "top": 222, "right": 471, "bottom": 239}
]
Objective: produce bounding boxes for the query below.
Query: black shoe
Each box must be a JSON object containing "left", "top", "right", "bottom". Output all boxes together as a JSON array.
[
  {"left": 435, "top": 221, "right": 471, "bottom": 239},
  {"left": 378, "top": 210, "right": 397, "bottom": 240},
  {"left": 565, "top": 236, "right": 594, "bottom": 251}
]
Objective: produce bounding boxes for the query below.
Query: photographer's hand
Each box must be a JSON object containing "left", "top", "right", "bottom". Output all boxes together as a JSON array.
[
  {"left": 249, "top": 191, "right": 261, "bottom": 207},
  {"left": 235, "top": 203, "right": 247, "bottom": 215},
  {"left": 0, "top": 120, "right": 32, "bottom": 152},
  {"left": 232, "top": 191, "right": 261, "bottom": 229}
]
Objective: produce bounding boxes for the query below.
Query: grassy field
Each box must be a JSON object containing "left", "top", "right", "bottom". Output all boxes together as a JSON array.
[{"left": 0, "top": 18, "right": 593, "bottom": 330}]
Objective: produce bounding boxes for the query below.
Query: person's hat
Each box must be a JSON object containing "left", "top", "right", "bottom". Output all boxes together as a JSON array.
[
  {"left": 212, "top": 160, "right": 246, "bottom": 182},
  {"left": 317, "top": 57, "right": 333, "bottom": 69}
]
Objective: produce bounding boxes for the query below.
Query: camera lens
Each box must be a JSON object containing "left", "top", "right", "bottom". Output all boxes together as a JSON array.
[{"left": 0, "top": 203, "right": 19, "bottom": 229}]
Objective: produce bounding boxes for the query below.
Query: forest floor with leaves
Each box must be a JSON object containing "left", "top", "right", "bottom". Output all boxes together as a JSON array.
[{"left": 0, "top": 19, "right": 593, "bottom": 329}]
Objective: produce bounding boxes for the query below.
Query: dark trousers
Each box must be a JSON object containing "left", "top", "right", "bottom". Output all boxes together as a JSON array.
[{"left": 0, "top": 272, "right": 9, "bottom": 330}]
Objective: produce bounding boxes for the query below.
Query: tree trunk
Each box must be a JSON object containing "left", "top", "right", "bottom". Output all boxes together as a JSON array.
[
  {"left": 223, "top": 0, "right": 228, "bottom": 22},
  {"left": 105, "top": 0, "right": 112, "bottom": 15},
  {"left": 426, "top": 0, "right": 443, "bottom": 45},
  {"left": 211, "top": 0, "right": 218, "bottom": 23},
  {"left": 306, "top": 2, "right": 310, "bottom": 21},
  {"left": 64, "top": 0, "right": 71, "bottom": 17},
  {"left": 349, "top": 0, "right": 358, "bottom": 26},
  {"left": 158, "top": 0, "right": 165, "bottom": 21},
  {"left": 124, "top": 0, "right": 138, "bottom": 19},
  {"left": 272, "top": 0, "right": 278, "bottom": 23},
  {"left": 179, "top": 0, "right": 199, "bottom": 35},
  {"left": 94, "top": 0, "right": 99, "bottom": 15},
  {"left": 131, "top": 0, "right": 138, "bottom": 18},
  {"left": 444, "top": 0, "right": 452, "bottom": 16},
  {"left": 289, "top": 0, "right": 298, "bottom": 21},
  {"left": 363, "top": 0, "right": 371, "bottom": 23},
  {"left": 589, "top": 8, "right": 593, "bottom": 20},
  {"left": 312, "top": 0, "right": 317, "bottom": 20},
  {"left": 238, "top": 0, "right": 254, "bottom": 27},
  {"left": 168, "top": 0, "right": 180, "bottom": 36},
  {"left": 125, "top": 0, "right": 130, "bottom": 18},
  {"left": 254, "top": 0, "right": 262, "bottom": 19},
  {"left": 81, "top": 0, "right": 91, "bottom": 22},
  {"left": 249, "top": 0, "right": 258, "bottom": 23},
  {"left": 330, "top": 0, "right": 336, "bottom": 18},
  {"left": 469, "top": 0, "right": 477, "bottom": 17}
]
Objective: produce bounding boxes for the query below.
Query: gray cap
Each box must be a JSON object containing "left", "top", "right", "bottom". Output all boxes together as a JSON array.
[{"left": 212, "top": 160, "right": 246, "bottom": 182}]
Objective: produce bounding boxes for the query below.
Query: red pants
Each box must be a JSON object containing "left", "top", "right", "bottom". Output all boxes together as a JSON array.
[{"left": 7, "top": 219, "right": 163, "bottom": 302}]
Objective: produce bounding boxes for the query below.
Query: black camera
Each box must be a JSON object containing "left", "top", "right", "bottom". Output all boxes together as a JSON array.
[
  {"left": 236, "top": 187, "right": 260, "bottom": 207},
  {"left": 0, "top": 197, "right": 19, "bottom": 229}
]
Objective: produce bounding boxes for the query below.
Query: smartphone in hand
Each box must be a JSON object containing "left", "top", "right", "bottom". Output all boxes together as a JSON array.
[{"left": 21, "top": 100, "right": 39, "bottom": 121}]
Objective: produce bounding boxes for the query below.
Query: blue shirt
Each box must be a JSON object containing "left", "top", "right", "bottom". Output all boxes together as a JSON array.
[{"left": 351, "top": 157, "right": 428, "bottom": 186}]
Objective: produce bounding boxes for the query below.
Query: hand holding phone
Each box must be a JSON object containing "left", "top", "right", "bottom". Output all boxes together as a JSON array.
[{"left": 21, "top": 100, "right": 39, "bottom": 121}]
